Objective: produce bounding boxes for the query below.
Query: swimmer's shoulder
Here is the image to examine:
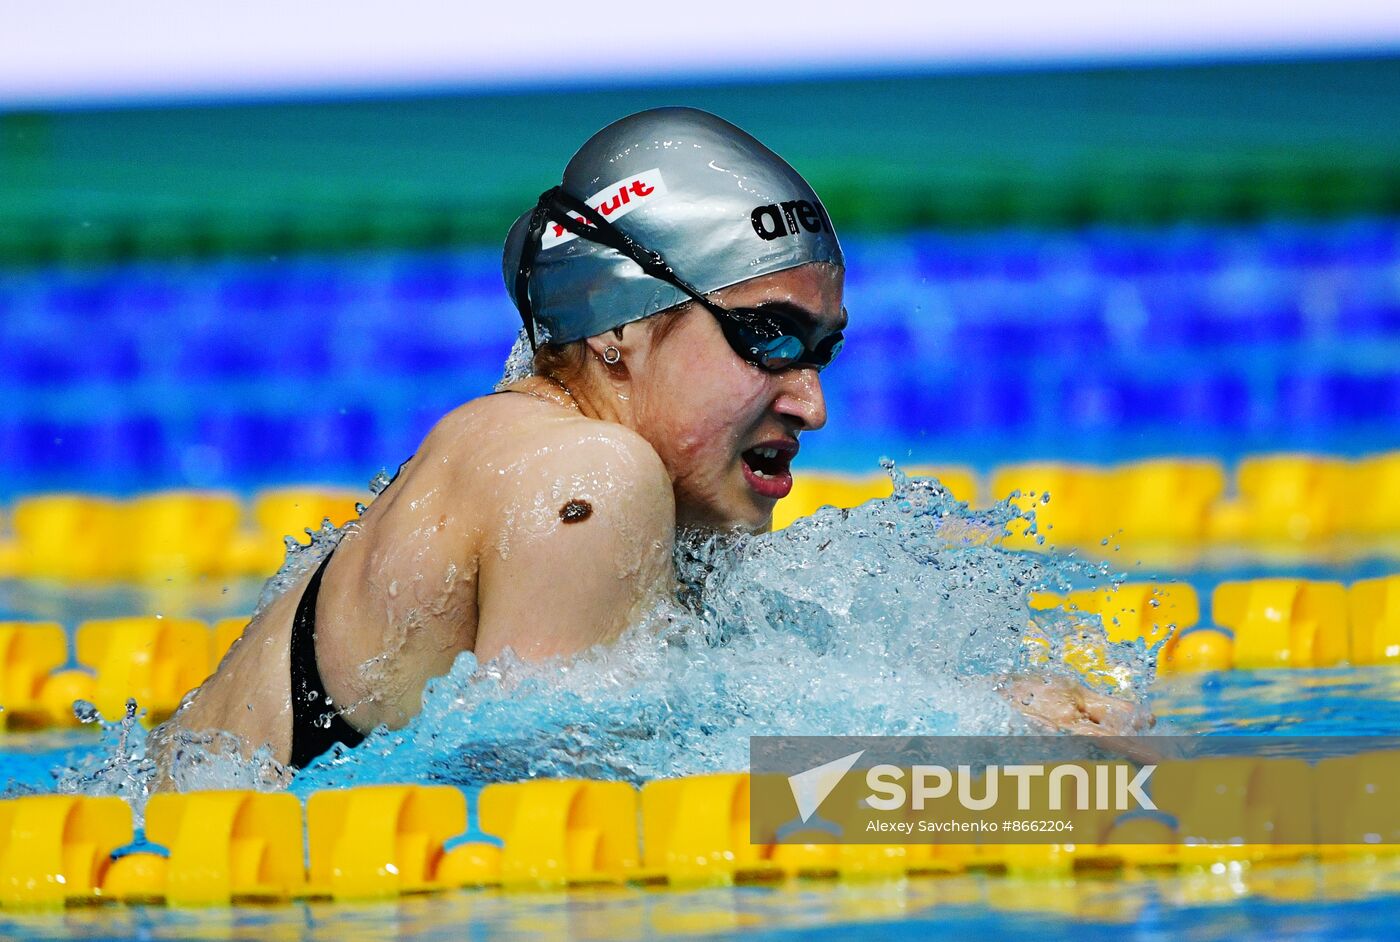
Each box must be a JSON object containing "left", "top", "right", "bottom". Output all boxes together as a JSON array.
[
  {"left": 490, "top": 409, "right": 674, "bottom": 525},
  {"left": 416, "top": 387, "right": 673, "bottom": 518}
]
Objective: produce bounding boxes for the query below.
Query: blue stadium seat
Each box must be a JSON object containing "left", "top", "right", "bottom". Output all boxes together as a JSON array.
[
  {"left": 1055, "top": 374, "right": 1132, "bottom": 433},
  {"left": 1084, "top": 228, "right": 1162, "bottom": 277},
  {"left": 287, "top": 409, "right": 380, "bottom": 468},
  {"left": 217, "top": 267, "right": 292, "bottom": 314},
  {"left": 1121, "top": 374, "right": 1251, "bottom": 432},
  {"left": 179, "top": 330, "right": 272, "bottom": 380},
  {"left": 1278, "top": 372, "right": 1400, "bottom": 426},
  {"left": 41, "top": 274, "right": 121, "bottom": 322},
  {"left": 1153, "top": 225, "right": 1225, "bottom": 276},
  {"left": 1335, "top": 289, "right": 1400, "bottom": 338},
  {"left": 6, "top": 218, "right": 1400, "bottom": 491},
  {"left": 13, "top": 419, "right": 98, "bottom": 474},
  {"left": 111, "top": 270, "right": 184, "bottom": 321},
  {"left": 389, "top": 253, "right": 477, "bottom": 305},
  {"left": 196, "top": 412, "right": 300, "bottom": 474},
  {"left": 6, "top": 333, "right": 140, "bottom": 388},
  {"left": 280, "top": 259, "right": 352, "bottom": 311}
]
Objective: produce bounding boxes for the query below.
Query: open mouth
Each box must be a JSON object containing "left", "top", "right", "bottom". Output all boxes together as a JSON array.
[{"left": 741, "top": 442, "right": 797, "bottom": 500}]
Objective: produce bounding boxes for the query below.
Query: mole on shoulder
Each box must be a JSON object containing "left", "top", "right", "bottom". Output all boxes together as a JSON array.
[{"left": 559, "top": 499, "right": 593, "bottom": 524}]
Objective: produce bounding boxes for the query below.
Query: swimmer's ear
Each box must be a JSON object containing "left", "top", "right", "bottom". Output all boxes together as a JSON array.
[{"left": 585, "top": 328, "right": 640, "bottom": 376}]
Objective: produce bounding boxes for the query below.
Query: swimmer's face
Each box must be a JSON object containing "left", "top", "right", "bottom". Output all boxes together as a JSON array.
[{"left": 621, "top": 263, "right": 845, "bottom": 531}]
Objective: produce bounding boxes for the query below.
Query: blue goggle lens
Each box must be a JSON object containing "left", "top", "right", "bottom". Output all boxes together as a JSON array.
[
  {"left": 716, "top": 304, "right": 846, "bottom": 372},
  {"left": 752, "top": 334, "right": 806, "bottom": 367}
]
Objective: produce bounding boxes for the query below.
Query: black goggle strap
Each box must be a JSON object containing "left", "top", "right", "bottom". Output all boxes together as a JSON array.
[
  {"left": 516, "top": 185, "right": 710, "bottom": 353},
  {"left": 551, "top": 194, "right": 800, "bottom": 351},
  {"left": 515, "top": 185, "right": 802, "bottom": 356},
  {"left": 545, "top": 189, "right": 761, "bottom": 326},
  {"left": 511, "top": 191, "right": 557, "bottom": 351}
]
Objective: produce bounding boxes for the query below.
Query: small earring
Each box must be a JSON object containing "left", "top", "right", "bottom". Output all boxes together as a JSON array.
[{"left": 602, "top": 345, "right": 622, "bottom": 365}]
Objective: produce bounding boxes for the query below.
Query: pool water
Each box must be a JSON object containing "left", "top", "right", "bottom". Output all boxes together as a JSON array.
[
  {"left": 0, "top": 478, "right": 1396, "bottom": 939},
  {"left": 3, "top": 664, "right": 1399, "bottom": 940},
  {"left": 3, "top": 863, "right": 1400, "bottom": 942},
  {"left": 1, "top": 216, "right": 1397, "bottom": 938},
  {"left": 6, "top": 664, "right": 1400, "bottom": 788}
]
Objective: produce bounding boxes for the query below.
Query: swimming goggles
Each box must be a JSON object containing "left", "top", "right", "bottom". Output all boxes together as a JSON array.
[{"left": 513, "top": 186, "right": 845, "bottom": 372}]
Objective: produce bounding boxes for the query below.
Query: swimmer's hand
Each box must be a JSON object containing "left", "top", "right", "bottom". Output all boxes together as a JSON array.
[{"left": 1000, "top": 675, "right": 1159, "bottom": 762}]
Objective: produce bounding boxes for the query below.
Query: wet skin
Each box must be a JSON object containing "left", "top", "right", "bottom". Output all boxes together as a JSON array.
[
  {"left": 156, "top": 261, "right": 1148, "bottom": 777},
  {"left": 581, "top": 263, "right": 845, "bottom": 532},
  {"left": 156, "top": 264, "right": 843, "bottom": 772}
]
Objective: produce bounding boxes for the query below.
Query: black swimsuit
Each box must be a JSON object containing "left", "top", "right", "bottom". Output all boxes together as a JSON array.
[
  {"left": 286, "top": 391, "right": 533, "bottom": 768},
  {"left": 288, "top": 549, "right": 363, "bottom": 768},
  {"left": 288, "top": 453, "right": 416, "bottom": 769}
]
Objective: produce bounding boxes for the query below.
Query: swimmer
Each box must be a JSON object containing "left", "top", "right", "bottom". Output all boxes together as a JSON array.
[{"left": 155, "top": 107, "right": 1146, "bottom": 778}]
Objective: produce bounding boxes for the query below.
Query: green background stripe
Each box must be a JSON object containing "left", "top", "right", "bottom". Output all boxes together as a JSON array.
[{"left": 3, "top": 55, "right": 1399, "bottom": 264}]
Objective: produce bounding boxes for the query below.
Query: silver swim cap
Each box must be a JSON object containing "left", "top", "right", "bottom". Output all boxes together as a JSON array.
[{"left": 502, "top": 107, "right": 843, "bottom": 345}]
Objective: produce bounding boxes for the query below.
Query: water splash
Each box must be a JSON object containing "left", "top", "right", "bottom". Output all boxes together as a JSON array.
[
  {"left": 42, "top": 699, "right": 287, "bottom": 823},
  {"left": 35, "top": 464, "right": 1152, "bottom": 799},
  {"left": 289, "top": 463, "right": 1151, "bottom": 793},
  {"left": 254, "top": 514, "right": 357, "bottom": 616},
  {"left": 495, "top": 326, "right": 540, "bottom": 389},
  {"left": 48, "top": 700, "right": 157, "bottom": 821}
]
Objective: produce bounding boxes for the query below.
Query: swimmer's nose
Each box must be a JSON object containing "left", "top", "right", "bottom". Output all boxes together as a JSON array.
[{"left": 775, "top": 366, "right": 827, "bottom": 432}]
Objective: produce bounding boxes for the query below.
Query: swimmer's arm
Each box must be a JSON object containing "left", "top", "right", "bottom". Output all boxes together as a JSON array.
[
  {"left": 474, "top": 426, "right": 676, "bottom": 662},
  {"left": 997, "top": 674, "right": 1159, "bottom": 762}
]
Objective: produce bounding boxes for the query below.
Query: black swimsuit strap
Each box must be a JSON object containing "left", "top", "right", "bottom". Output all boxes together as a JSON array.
[
  {"left": 288, "top": 452, "right": 427, "bottom": 769},
  {"left": 289, "top": 549, "right": 366, "bottom": 769}
]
